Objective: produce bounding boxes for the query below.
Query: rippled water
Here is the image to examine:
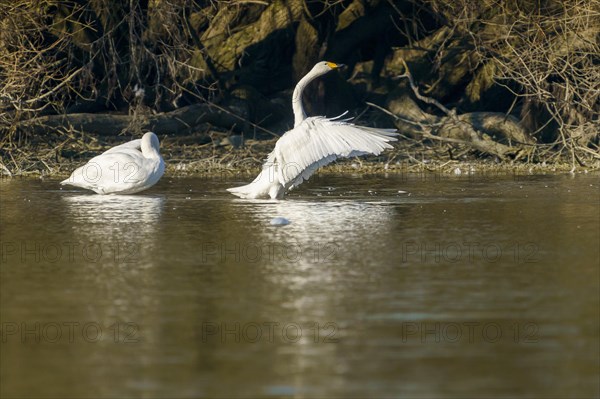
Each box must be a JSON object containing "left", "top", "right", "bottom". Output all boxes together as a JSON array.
[{"left": 1, "top": 172, "right": 599, "bottom": 398}]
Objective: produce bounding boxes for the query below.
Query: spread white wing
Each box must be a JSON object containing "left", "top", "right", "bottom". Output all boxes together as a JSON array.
[{"left": 274, "top": 115, "right": 398, "bottom": 190}]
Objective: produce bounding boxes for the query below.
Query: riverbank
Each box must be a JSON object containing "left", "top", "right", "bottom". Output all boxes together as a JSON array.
[
  {"left": 2, "top": 1, "right": 598, "bottom": 181},
  {"left": 1, "top": 135, "right": 598, "bottom": 179}
]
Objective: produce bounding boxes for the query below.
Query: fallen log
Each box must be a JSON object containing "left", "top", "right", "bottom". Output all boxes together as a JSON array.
[
  {"left": 17, "top": 103, "right": 249, "bottom": 137},
  {"left": 384, "top": 95, "right": 534, "bottom": 159}
]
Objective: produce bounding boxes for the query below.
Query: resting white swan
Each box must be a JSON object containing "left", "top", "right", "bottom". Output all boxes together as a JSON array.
[
  {"left": 227, "top": 61, "right": 398, "bottom": 199},
  {"left": 61, "top": 132, "right": 165, "bottom": 195}
]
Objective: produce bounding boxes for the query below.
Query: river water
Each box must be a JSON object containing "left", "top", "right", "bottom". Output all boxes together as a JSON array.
[{"left": 1, "top": 172, "right": 598, "bottom": 398}]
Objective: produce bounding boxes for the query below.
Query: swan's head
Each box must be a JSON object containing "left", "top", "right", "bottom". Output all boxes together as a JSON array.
[
  {"left": 141, "top": 132, "right": 161, "bottom": 155},
  {"left": 311, "top": 61, "right": 345, "bottom": 77}
]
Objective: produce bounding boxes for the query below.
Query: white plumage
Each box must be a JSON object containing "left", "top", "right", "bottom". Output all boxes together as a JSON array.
[
  {"left": 61, "top": 132, "right": 165, "bottom": 195},
  {"left": 227, "top": 61, "right": 398, "bottom": 199}
]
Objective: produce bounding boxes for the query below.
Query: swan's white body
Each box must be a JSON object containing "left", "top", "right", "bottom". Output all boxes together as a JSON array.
[
  {"left": 61, "top": 132, "right": 165, "bottom": 195},
  {"left": 227, "top": 61, "right": 398, "bottom": 199}
]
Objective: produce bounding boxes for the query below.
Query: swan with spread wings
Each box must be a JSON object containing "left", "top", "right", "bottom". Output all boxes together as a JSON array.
[{"left": 227, "top": 61, "right": 398, "bottom": 199}]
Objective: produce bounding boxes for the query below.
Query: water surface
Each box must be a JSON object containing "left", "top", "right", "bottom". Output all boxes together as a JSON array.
[{"left": 1, "top": 172, "right": 599, "bottom": 397}]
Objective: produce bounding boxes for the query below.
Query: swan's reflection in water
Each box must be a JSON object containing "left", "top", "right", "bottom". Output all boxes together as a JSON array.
[
  {"left": 224, "top": 198, "right": 400, "bottom": 389},
  {"left": 61, "top": 194, "right": 165, "bottom": 249},
  {"left": 233, "top": 198, "right": 398, "bottom": 240},
  {"left": 230, "top": 198, "right": 399, "bottom": 310}
]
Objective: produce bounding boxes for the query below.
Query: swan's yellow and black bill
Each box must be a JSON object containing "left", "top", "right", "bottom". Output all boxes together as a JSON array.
[{"left": 326, "top": 62, "right": 345, "bottom": 69}]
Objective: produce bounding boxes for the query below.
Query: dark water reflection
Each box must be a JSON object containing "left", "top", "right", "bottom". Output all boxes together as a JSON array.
[{"left": 1, "top": 173, "right": 598, "bottom": 398}]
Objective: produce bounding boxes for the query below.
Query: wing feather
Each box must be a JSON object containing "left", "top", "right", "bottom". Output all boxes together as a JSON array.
[
  {"left": 274, "top": 116, "right": 398, "bottom": 190},
  {"left": 103, "top": 139, "right": 142, "bottom": 154}
]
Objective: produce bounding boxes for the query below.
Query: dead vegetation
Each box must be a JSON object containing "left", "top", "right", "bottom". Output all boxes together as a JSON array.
[{"left": 0, "top": 0, "right": 598, "bottom": 177}]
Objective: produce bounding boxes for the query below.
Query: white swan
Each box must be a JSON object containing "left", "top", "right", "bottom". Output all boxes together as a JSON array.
[
  {"left": 227, "top": 61, "right": 398, "bottom": 199},
  {"left": 61, "top": 132, "right": 165, "bottom": 195}
]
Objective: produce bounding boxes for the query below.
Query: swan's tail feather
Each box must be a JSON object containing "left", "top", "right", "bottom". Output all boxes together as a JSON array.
[
  {"left": 226, "top": 184, "right": 257, "bottom": 199},
  {"left": 60, "top": 176, "right": 79, "bottom": 187},
  {"left": 60, "top": 178, "right": 89, "bottom": 190},
  {"left": 227, "top": 164, "right": 283, "bottom": 199}
]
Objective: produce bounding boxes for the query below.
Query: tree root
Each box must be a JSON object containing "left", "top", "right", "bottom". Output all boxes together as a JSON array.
[{"left": 383, "top": 60, "right": 535, "bottom": 160}]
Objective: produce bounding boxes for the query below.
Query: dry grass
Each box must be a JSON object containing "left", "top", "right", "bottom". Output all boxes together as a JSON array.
[
  {"left": 2, "top": 129, "right": 596, "bottom": 180},
  {"left": 425, "top": 0, "right": 600, "bottom": 165}
]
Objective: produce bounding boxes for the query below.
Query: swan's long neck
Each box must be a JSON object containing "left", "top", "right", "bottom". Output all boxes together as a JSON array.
[
  {"left": 141, "top": 134, "right": 161, "bottom": 160},
  {"left": 292, "top": 68, "right": 326, "bottom": 127}
]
